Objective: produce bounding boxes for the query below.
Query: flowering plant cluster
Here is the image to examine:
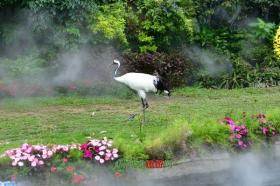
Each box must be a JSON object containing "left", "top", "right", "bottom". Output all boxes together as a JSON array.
[
  {"left": 5, "top": 144, "right": 79, "bottom": 168},
  {"left": 80, "top": 137, "right": 119, "bottom": 164},
  {"left": 223, "top": 117, "right": 251, "bottom": 150},
  {"left": 253, "top": 113, "right": 277, "bottom": 137}
]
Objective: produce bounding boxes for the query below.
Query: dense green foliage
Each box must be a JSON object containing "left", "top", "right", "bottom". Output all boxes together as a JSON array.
[{"left": 0, "top": 0, "right": 280, "bottom": 89}]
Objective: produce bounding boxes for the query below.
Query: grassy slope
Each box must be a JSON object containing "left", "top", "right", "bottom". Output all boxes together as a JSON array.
[{"left": 0, "top": 87, "right": 279, "bottom": 158}]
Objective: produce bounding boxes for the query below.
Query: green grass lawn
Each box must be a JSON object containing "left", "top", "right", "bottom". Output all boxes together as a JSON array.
[{"left": 0, "top": 87, "right": 280, "bottom": 158}]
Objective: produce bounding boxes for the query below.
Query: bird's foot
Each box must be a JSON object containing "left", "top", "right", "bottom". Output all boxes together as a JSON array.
[
  {"left": 145, "top": 102, "right": 149, "bottom": 109},
  {"left": 128, "top": 113, "right": 137, "bottom": 121}
]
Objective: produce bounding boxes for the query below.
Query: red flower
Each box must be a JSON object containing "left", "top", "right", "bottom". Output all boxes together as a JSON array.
[
  {"left": 11, "top": 175, "right": 16, "bottom": 181},
  {"left": 67, "top": 166, "right": 75, "bottom": 172},
  {"left": 50, "top": 166, "right": 57, "bottom": 173},
  {"left": 114, "top": 172, "right": 122, "bottom": 177},
  {"left": 72, "top": 174, "right": 84, "bottom": 184},
  {"left": 63, "top": 157, "right": 68, "bottom": 163}
]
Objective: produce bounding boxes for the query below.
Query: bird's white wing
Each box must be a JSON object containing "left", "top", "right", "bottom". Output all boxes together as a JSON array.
[{"left": 114, "top": 73, "right": 157, "bottom": 93}]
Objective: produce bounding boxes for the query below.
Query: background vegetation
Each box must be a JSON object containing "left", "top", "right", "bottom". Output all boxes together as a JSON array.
[{"left": 0, "top": 0, "right": 280, "bottom": 93}]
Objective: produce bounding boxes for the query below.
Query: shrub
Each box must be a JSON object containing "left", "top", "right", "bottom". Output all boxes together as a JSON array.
[
  {"left": 122, "top": 52, "right": 196, "bottom": 87},
  {"left": 248, "top": 18, "right": 276, "bottom": 44},
  {"left": 252, "top": 113, "right": 277, "bottom": 137},
  {"left": 274, "top": 25, "right": 280, "bottom": 59}
]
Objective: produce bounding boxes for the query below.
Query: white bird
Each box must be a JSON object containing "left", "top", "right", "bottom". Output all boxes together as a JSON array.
[{"left": 112, "top": 59, "right": 170, "bottom": 113}]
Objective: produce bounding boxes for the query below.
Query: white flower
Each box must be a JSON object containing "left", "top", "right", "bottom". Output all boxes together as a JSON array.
[
  {"left": 18, "top": 162, "right": 24, "bottom": 166},
  {"left": 113, "top": 153, "right": 119, "bottom": 158},
  {"left": 99, "top": 159, "right": 105, "bottom": 164},
  {"left": 31, "top": 161, "right": 37, "bottom": 167},
  {"left": 95, "top": 155, "right": 100, "bottom": 161},
  {"left": 99, "top": 151, "right": 105, "bottom": 156}
]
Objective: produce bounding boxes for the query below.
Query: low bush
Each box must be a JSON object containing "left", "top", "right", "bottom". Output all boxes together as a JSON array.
[{"left": 122, "top": 52, "right": 197, "bottom": 87}]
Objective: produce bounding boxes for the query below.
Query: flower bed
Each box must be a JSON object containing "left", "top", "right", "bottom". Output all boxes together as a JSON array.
[
  {"left": 80, "top": 137, "right": 119, "bottom": 164},
  {"left": 223, "top": 117, "right": 251, "bottom": 150},
  {"left": 222, "top": 113, "right": 278, "bottom": 150},
  {"left": 3, "top": 138, "right": 120, "bottom": 184}
]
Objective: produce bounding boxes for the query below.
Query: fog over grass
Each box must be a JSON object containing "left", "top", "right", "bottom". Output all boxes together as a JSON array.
[{"left": 11, "top": 147, "right": 280, "bottom": 186}]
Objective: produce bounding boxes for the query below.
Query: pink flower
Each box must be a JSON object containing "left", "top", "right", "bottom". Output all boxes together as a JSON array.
[
  {"left": 80, "top": 144, "right": 88, "bottom": 151},
  {"left": 114, "top": 172, "right": 122, "bottom": 177},
  {"left": 21, "top": 155, "right": 28, "bottom": 160},
  {"left": 15, "top": 153, "right": 21, "bottom": 158},
  {"left": 38, "top": 160, "right": 44, "bottom": 165},
  {"left": 31, "top": 161, "right": 37, "bottom": 167},
  {"left": 83, "top": 150, "right": 93, "bottom": 158},
  {"left": 28, "top": 155, "right": 35, "bottom": 162},
  {"left": 224, "top": 117, "right": 235, "bottom": 125},
  {"left": 50, "top": 166, "right": 57, "bottom": 173},
  {"left": 235, "top": 134, "right": 242, "bottom": 139},
  {"left": 25, "top": 147, "right": 32, "bottom": 154},
  {"left": 105, "top": 156, "right": 110, "bottom": 161},
  {"left": 72, "top": 174, "right": 84, "bottom": 184},
  {"left": 262, "top": 127, "right": 269, "bottom": 135},
  {"left": 63, "top": 157, "right": 68, "bottom": 163},
  {"left": 12, "top": 161, "right": 17, "bottom": 166},
  {"left": 238, "top": 141, "right": 244, "bottom": 146},
  {"left": 47, "top": 150, "right": 53, "bottom": 157},
  {"left": 11, "top": 175, "right": 16, "bottom": 181},
  {"left": 67, "top": 166, "right": 75, "bottom": 172},
  {"left": 99, "top": 146, "right": 106, "bottom": 151},
  {"left": 63, "top": 146, "right": 69, "bottom": 152}
]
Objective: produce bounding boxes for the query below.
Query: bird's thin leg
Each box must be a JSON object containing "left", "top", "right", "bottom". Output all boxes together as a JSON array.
[
  {"left": 141, "top": 98, "right": 145, "bottom": 109},
  {"left": 145, "top": 99, "right": 149, "bottom": 109},
  {"left": 141, "top": 98, "right": 146, "bottom": 124}
]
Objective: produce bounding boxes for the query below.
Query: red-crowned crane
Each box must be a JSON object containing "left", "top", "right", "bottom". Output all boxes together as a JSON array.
[{"left": 112, "top": 59, "right": 170, "bottom": 122}]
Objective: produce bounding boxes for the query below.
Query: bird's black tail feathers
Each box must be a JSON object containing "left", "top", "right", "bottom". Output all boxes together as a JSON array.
[{"left": 153, "top": 74, "right": 171, "bottom": 96}]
